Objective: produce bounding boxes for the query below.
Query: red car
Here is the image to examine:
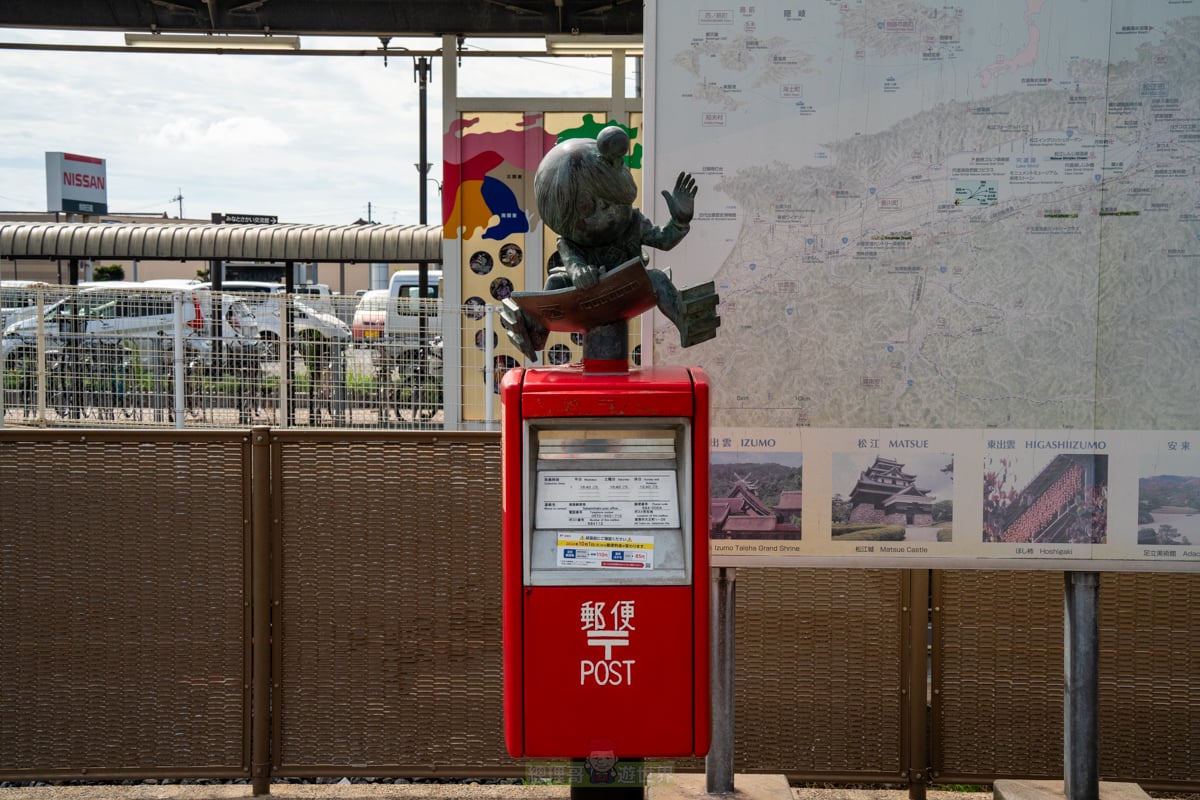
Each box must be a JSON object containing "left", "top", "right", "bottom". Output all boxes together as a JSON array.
[{"left": 351, "top": 289, "right": 388, "bottom": 342}]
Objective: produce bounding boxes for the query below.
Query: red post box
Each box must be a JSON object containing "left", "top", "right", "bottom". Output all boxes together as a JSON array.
[{"left": 501, "top": 364, "right": 710, "bottom": 761}]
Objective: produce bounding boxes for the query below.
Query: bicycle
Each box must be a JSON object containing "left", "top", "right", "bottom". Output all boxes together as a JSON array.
[{"left": 395, "top": 336, "right": 443, "bottom": 423}]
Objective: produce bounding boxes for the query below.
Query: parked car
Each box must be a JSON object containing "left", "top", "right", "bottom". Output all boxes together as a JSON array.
[
  {"left": 141, "top": 279, "right": 259, "bottom": 353},
  {"left": 196, "top": 281, "right": 349, "bottom": 357},
  {"left": 293, "top": 282, "right": 334, "bottom": 314},
  {"left": 1, "top": 280, "right": 58, "bottom": 331},
  {"left": 2, "top": 282, "right": 209, "bottom": 370},
  {"left": 212, "top": 294, "right": 260, "bottom": 356},
  {"left": 1, "top": 282, "right": 256, "bottom": 371},
  {"left": 290, "top": 298, "right": 352, "bottom": 345},
  {"left": 351, "top": 289, "right": 389, "bottom": 343}
]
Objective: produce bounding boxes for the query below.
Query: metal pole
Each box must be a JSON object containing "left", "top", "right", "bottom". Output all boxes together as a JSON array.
[
  {"left": 279, "top": 295, "right": 290, "bottom": 429},
  {"left": 416, "top": 56, "right": 430, "bottom": 229},
  {"left": 706, "top": 566, "right": 736, "bottom": 794},
  {"left": 1064, "top": 571, "right": 1100, "bottom": 800},
  {"left": 906, "top": 570, "right": 929, "bottom": 800},
  {"left": 484, "top": 306, "right": 495, "bottom": 423},
  {"left": 250, "top": 426, "right": 272, "bottom": 795},
  {"left": 416, "top": 55, "right": 432, "bottom": 346},
  {"left": 173, "top": 293, "right": 186, "bottom": 430},
  {"left": 36, "top": 289, "right": 46, "bottom": 422},
  {"left": 284, "top": 261, "right": 295, "bottom": 428},
  {"left": 0, "top": 318, "right": 5, "bottom": 428}
]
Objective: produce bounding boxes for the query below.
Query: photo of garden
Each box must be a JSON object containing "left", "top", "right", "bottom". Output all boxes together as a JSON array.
[{"left": 1137, "top": 453, "right": 1200, "bottom": 547}]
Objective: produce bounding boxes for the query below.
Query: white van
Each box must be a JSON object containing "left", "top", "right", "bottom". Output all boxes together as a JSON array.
[{"left": 383, "top": 269, "right": 442, "bottom": 349}]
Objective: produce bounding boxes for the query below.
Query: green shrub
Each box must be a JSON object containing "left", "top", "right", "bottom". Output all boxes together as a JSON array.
[{"left": 831, "top": 525, "right": 905, "bottom": 541}]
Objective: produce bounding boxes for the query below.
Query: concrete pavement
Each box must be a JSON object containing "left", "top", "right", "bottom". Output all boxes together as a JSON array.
[{"left": 0, "top": 779, "right": 996, "bottom": 800}]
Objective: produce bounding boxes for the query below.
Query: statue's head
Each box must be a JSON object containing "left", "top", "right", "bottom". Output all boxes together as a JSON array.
[{"left": 534, "top": 125, "right": 638, "bottom": 247}]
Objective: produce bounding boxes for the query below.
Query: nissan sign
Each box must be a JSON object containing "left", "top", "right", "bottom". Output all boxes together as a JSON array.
[{"left": 46, "top": 152, "right": 108, "bottom": 215}]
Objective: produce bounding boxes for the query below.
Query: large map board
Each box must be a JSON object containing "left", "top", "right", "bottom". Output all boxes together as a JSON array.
[{"left": 645, "top": 0, "right": 1200, "bottom": 570}]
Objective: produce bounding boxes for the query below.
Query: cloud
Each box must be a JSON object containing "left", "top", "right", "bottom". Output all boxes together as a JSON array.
[
  {"left": 1, "top": 30, "right": 618, "bottom": 223},
  {"left": 142, "top": 115, "right": 295, "bottom": 151}
]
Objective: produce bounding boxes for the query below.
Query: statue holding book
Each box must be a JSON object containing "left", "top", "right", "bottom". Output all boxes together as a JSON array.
[{"left": 500, "top": 125, "right": 720, "bottom": 364}]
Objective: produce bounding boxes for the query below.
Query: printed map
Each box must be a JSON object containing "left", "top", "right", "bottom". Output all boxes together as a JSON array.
[{"left": 649, "top": 0, "right": 1200, "bottom": 432}]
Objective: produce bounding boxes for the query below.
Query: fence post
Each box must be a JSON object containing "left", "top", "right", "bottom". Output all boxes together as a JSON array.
[
  {"left": 251, "top": 426, "right": 272, "bottom": 795},
  {"left": 36, "top": 288, "right": 47, "bottom": 424},
  {"left": 1064, "top": 571, "right": 1100, "bottom": 800},
  {"left": 173, "top": 293, "right": 186, "bottom": 429},
  {"left": 485, "top": 306, "right": 495, "bottom": 423},
  {"left": 906, "top": 569, "right": 930, "bottom": 800},
  {"left": 280, "top": 300, "right": 291, "bottom": 428},
  {"left": 0, "top": 328, "right": 5, "bottom": 429},
  {"left": 706, "top": 566, "right": 736, "bottom": 794}
]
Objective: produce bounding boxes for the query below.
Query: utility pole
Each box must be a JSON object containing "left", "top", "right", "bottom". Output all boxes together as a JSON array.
[
  {"left": 414, "top": 54, "right": 433, "bottom": 345},
  {"left": 171, "top": 188, "right": 184, "bottom": 218},
  {"left": 415, "top": 55, "right": 431, "bottom": 228}
]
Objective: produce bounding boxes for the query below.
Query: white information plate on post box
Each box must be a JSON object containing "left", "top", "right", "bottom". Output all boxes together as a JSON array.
[{"left": 535, "top": 470, "right": 680, "bottom": 529}]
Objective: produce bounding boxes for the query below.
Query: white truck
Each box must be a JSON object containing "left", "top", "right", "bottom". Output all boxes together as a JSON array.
[{"left": 377, "top": 269, "right": 442, "bottom": 355}]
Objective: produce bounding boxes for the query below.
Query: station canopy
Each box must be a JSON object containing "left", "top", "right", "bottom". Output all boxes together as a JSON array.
[
  {"left": 0, "top": 1, "right": 641, "bottom": 38},
  {"left": 0, "top": 222, "right": 443, "bottom": 264}
]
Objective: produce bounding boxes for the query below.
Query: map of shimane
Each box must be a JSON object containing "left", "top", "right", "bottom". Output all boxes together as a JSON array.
[{"left": 651, "top": 0, "right": 1200, "bottom": 432}]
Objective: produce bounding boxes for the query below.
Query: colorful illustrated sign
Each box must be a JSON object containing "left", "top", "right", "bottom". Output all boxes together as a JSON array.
[{"left": 449, "top": 110, "right": 644, "bottom": 420}]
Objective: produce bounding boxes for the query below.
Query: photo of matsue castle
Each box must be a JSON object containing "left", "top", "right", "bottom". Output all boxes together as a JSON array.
[{"left": 848, "top": 456, "right": 936, "bottom": 526}]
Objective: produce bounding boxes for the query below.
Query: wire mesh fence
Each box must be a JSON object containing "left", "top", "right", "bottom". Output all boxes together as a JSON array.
[{"left": 0, "top": 284, "right": 516, "bottom": 430}]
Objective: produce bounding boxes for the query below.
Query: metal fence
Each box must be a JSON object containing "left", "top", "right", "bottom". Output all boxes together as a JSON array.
[
  {"left": 0, "top": 284, "right": 564, "bottom": 430},
  {"left": 1, "top": 428, "right": 1196, "bottom": 793}
]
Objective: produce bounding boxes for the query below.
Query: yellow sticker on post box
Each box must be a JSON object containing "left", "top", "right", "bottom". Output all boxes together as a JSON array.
[{"left": 557, "top": 532, "right": 655, "bottom": 569}]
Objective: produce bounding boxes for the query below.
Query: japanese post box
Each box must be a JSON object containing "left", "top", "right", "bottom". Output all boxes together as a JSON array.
[{"left": 501, "top": 364, "right": 710, "bottom": 760}]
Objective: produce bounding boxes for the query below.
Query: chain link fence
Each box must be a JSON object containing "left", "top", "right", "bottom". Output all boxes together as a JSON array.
[{"left": 0, "top": 284, "right": 543, "bottom": 429}]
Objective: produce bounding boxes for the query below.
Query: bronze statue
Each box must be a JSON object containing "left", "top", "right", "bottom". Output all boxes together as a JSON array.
[{"left": 500, "top": 125, "right": 720, "bottom": 363}]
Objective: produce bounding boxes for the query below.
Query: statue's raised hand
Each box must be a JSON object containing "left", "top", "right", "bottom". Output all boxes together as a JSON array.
[{"left": 662, "top": 172, "right": 697, "bottom": 226}]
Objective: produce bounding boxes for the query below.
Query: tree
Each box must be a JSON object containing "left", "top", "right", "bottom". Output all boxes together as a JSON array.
[
  {"left": 831, "top": 493, "right": 851, "bottom": 524},
  {"left": 92, "top": 263, "right": 125, "bottom": 281}
]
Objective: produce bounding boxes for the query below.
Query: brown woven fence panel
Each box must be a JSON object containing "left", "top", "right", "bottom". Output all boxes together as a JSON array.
[
  {"left": 933, "top": 570, "right": 1200, "bottom": 786},
  {"left": 932, "top": 570, "right": 1063, "bottom": 782},
  {"left": 0, "top": 432, "right": 250, "bottom": 779},
  {"left": 272, "top": 432, "right": 517, "bottom": 774},
  {"left": 1098, "top": 572, "right": 1199, "bottom": 785},
  {"left": 735, "top": 568, "right": 905, "bottom": 779}
]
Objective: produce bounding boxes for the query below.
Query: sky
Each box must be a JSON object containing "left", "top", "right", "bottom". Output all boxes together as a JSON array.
[{"left": 0, "top": 28, "right": 623, "bottom": 226}]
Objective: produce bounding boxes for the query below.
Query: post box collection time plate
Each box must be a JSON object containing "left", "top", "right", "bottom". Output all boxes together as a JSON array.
[
  {"left": 536, "top": 470, "right": 680, "bottom": 528},
  {"left": 537, "top": 470, "right": 681, "bottom": 570}
]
